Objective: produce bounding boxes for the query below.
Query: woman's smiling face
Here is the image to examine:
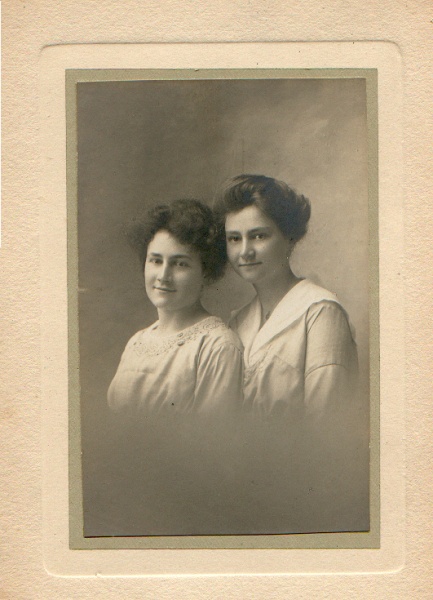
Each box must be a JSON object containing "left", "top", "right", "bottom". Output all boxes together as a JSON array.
[
  {"left": 144, "top": 230, "right": 205, "bottom": 312},
  {"left": 225, "top": 205, "right": 292, "bottom": 286}
]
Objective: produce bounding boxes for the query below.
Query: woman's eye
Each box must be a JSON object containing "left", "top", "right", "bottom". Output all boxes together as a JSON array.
[
  {"left": 227, "top": 236, "right": 241, "bottom": 243},
  {"left": 147, "top": 257, "right": 161, "bottom": 264},
  {"left": 174, "top": 261, "right": 189, "bottom": 268},
  {"left": 253, "top": 233, "right": 267, "bottom": 240}
]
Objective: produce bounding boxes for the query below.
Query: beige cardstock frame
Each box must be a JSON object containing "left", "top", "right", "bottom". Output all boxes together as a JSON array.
[{"left": 39, "top": 42, "right": 403, "bottom": 577}]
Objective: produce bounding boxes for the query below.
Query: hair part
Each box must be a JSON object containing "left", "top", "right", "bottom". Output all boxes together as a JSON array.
[
  {"left": 214, "top": 174, "right": 311, "bottom": 243},
  {"left": 127, "top": 198, "right": 227, "bottom": 283}
]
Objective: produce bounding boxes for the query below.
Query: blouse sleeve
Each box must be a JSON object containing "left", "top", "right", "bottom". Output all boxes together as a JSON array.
[
  {"left": 194, "top": 338, "right": 244, "bottom": 416},
  {"left": 299, "top": 302, "right": 369, "bottom": 531},
  {"left": 304, "top": 301, "right": 358, "bottom": 421},
  {"left": 107, "top": 331, "right": 140, "bottom": 414}
]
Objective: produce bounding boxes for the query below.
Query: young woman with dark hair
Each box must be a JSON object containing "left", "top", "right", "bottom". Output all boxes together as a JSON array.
[
  {"left": 106, "top": 199, "right": 244, "bottom": 535},
  {"left": 108, "top": 198, "right": 241, "bottom": 417},
  {"left": 215, "top": 174, "right": 357, "bottom": 417},
  {"left": 215, "top": 175, "right": 369, "bottom": 534}
]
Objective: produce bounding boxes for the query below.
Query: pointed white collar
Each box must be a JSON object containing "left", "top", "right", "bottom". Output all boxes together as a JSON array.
[{"left": 231, "top": 279, "right": 341, "bottom": 363}]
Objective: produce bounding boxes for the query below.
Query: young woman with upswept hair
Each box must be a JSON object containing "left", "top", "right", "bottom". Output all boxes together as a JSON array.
[{"left": 215, "top": 174, "right": 369, "bottom": 534}]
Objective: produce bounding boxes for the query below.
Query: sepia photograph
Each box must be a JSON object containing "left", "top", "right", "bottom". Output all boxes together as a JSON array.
[
  {"left": 6, "top": 0, "right": 433, "bottom": 593},
  {"left": 5, "top": 0, "right": 430, "bottom": 592},
  {"left": 69, "top": 70, "right": 375, "bottom": 544}
]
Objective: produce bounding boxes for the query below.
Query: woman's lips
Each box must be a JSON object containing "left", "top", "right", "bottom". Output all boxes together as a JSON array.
[
  {"left": 153, "top": 286, "right": 176, "bottom": 292},
  {"left": 238, "top": 262, "right": 262, "bottom": 267}
]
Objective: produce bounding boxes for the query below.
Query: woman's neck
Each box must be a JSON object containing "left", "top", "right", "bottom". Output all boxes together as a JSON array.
[
  {"left": 254, "top": 269, "right": 300, "bottom": 324},
  {"left": 155, "top": 302, "right": 209, "bottom": 336}
]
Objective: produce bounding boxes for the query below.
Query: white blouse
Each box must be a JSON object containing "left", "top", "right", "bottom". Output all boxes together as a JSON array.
[
  {"left": 108, "top": 315, "right": 243, "bottom": 417},
  {"left": 228, "top": 280, "right": 368, "bottom": 534},
  {"left": 104, "top": 316, "right": 245, "bottom": 535},
  {"left": 230, "top": 279, "right": 358, "bottom": 419}
]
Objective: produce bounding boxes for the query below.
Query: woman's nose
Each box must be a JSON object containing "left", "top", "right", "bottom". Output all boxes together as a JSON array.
[
  {"left": 240, "top": 240, "right": 255, "bottom": 260},
  {"left": 157, "top": 262, "right": 172, "bottom": 282}
]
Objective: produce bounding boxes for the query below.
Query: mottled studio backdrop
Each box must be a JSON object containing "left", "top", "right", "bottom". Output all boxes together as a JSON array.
[{"left": 76, "top": 77, "right": 370, "bottom": 533}]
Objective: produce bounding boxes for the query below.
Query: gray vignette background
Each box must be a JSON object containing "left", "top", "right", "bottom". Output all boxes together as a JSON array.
[{"left": 76, "top": 77, "right": 370, "bottom": 536}]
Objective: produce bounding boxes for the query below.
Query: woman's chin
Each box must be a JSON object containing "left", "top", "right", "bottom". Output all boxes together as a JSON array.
[
  {"left": 235, "top": 269, "right": 264, "bottom": 285},
  {"left": 149, "top": 297, "right": 176, "bottom": 310}
]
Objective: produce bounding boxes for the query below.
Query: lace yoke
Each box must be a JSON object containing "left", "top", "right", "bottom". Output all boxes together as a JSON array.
[{"left": 130, "top": 316, "right": 227, "bottom": 359}]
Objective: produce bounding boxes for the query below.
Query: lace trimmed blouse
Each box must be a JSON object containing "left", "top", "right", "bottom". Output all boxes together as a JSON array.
[{"left": 108, "top": 315, "right": 243, "bottom": 417}]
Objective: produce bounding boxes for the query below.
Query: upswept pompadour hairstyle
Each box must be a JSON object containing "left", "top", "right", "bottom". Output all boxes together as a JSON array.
[{"left": 214, "top": 174, "right": 311, "bottom": 243}]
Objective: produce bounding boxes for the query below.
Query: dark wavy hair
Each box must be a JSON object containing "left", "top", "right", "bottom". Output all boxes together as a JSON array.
[
  {"left": 214, "top": 174, "right": 311, "bottom": 243},
  {"left": 127, "top": 199, "right": 227, "bottom": 283}
]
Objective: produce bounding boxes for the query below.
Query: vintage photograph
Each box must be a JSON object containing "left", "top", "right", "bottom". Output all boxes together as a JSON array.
[
  {"left": 71, "top": 72, "right": 373, "bottom": 541},
  {"left": 5, "top": 0, "right": 428, "bottom": 589}
]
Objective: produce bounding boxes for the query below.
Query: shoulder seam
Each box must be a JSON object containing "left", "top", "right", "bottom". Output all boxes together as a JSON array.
[{"left": 305, "top": 362, "right": 351, "bottom": 377}]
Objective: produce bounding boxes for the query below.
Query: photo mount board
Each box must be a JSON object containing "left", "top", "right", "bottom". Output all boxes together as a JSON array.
[{"left": 40, "top": 42, "right": 404, "bottom": 576}]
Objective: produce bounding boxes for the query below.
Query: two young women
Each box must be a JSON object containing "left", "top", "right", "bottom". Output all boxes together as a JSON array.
[{"left": 108, "top": 175, "right": 367, "bottom": 534}]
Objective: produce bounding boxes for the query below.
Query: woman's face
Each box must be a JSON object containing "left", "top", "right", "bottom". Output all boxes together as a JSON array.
[
  {"left": 144, "top": 230, "right": 205, "bottom": 312},
  {"left": 225, "top": 204, "right": 292, "bottom": 286}
]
